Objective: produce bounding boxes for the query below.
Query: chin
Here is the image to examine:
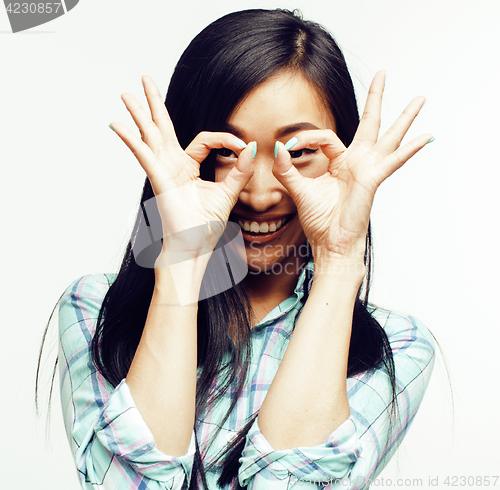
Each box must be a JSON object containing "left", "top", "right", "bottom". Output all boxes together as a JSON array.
[
  {"left": 246, "top": 259, "right": 277, "bottom": 275},
  {"left": 245, "top": 256, "right": 303, "bottom": 277}
]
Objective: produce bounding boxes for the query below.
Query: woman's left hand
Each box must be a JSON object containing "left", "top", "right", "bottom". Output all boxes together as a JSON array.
[{"left": 273, "top": 70, "right": 433, "bottom": 266}]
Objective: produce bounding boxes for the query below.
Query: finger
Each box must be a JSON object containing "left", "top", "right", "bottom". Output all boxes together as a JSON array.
[
  {"left": 282, "top": 129, "right": 346, "bottom": 162},
  {"left": 375, "top": 96, "right": 426, "bottom": 156},
  {"left": 353, "top": 70, "right": 386, "bottom": 145},
  {"left": 141, "top": 76, "right": 179, "bottom": 146},
  {"left": 185, "top": 132, "right": 247, "bottom": 163},
  {"left": 120, "top": 92, "right": 164, "bottom": 153},
  {"left": 375, "top": 133, "right": 434, "bottom": 183},
  {"left": 272, "top": 141, "right": 307, "bottom": 200},
  {"left": 218, "top": 142, "right": 255, "bottom": 205},
  {"left": 109, "top": 121, "right": 156, "bottom": 172}
]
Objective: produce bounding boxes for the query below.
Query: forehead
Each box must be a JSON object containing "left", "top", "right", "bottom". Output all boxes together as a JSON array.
[{"left": 227, "top": 70, "right": 336, "bottom": 134}]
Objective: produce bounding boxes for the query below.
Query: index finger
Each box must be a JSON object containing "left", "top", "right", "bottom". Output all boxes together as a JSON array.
[{"left": 142, "top": 75, "right": 179, "bottom": 146}]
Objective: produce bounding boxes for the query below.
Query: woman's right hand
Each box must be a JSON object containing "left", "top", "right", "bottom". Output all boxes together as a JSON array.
[{"left": 109, "top": 76, "right": 254, "bottom": 267}]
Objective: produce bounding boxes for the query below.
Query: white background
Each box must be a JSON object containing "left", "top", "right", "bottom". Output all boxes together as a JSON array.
[{"left": 1, "top": 0, "right": 499, "bottom": 488}]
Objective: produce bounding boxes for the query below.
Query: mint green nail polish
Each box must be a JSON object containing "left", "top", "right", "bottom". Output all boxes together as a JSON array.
[
  {"left": 108, "top": 124, "right": 115, "bottom": 132},
  {"left": 426, "top": 137, "right": 435, "bottom": 145},
  {"left": 235, "top": 138, "right": 247, "bottom": 149},
  {"left": 284, "top": 137, "right": 298, "bottom": 150},
  {"left": 252, "top": 142, "right": 257, "bottom": 159},
  {"left": 274, "top": 142, "right": 279, "bottom": 158}
]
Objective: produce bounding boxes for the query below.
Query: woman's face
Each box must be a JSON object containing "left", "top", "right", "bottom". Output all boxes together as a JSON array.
[{"left": 215, "top": 70, "right": 336, "bottom": 274}]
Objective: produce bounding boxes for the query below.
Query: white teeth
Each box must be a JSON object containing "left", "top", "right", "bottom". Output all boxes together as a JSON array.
[{"left": 237, "top": 217, "right": 288, "bottom": 234}]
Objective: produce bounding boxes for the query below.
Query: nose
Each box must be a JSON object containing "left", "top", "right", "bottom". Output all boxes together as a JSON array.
[{"left": 237, "top": 152, "right": 283, "bottom": 212}]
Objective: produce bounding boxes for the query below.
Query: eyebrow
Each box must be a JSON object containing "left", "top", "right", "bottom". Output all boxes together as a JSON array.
[
  {"left": 222, "top": 122, "right": 320, "bottom": 139},
  {"left": 276, "top": 123, "right": 320, "bottom": 138}
]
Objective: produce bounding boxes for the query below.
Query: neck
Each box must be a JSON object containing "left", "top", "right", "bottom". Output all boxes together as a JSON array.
[{"left": 243, "top": 252, "right": 308, "bottom": 324}]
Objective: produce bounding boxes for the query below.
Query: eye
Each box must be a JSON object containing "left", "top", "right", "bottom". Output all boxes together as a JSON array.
[
  {"left": 215, "top": 148, "right": 237, "bottom": 158},
  {"left": 289, "top": 148, "right": 319, "bottom": 159}
]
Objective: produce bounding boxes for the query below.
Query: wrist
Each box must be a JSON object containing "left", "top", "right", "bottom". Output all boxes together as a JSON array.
[
  {"left": 154, "top": 250, "right": 212, "bottom": 306},
  {"left": 307, "top": 269, "right": 361, "bottom": 314},
  {"left": 312, "top": 244, "right": 366, "bottom": 282},
  {"left": 312, "top": 257, "right": 365, "bottom": 291}
]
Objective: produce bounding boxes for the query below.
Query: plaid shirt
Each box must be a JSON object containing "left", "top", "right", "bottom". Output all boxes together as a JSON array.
[{"left": 59, "top": 259, "right": 435, "bottom": 489}]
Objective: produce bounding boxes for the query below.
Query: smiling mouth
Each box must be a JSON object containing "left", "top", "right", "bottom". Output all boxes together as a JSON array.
[{"left": 230, "top": 213, "right": 296, "bottom": 236}]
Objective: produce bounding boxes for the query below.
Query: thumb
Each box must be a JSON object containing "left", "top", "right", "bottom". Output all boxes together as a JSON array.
[
  {"left": 272, "top": 141, "right": 305, "bottom": 201},
  {"left": 219, "top": 142, "right": 255, "bottom": 205}
]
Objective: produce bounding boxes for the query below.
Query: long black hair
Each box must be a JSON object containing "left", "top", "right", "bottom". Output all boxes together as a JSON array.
[{"left": 39, "top": 9, "right": 398, "bottom": 489}]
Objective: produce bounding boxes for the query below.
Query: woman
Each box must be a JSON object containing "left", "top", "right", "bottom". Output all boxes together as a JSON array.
[{"left": 57, "top": 8, "right": 435, "bottom": 489}]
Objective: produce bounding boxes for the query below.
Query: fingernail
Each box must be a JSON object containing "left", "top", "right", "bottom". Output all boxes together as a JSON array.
[
  {"left": 235, "top": 138, "right": 247, "bottom": 149},
  {"left": 284, "top": 137, "right": 298, "bottom": 150},
  {"left": 426, "top": 137, "right": 435, "bottom": 145},
  {"left": 274, "top": 142, "right": 279, "bottom": 159},
  {"left": 252, "top": 142, "right": 257, "bottom": 159},
  {"left": 108, "top": 124, "right": 115, "bottom": 132}
]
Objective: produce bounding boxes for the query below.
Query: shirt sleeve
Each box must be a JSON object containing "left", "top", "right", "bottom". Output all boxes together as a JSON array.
[
  {"left": 58, "top": 273, "right": 196, "bottom": 489},
  {"left": 237, "top": 311, "right": 436, "bottom": 489}
]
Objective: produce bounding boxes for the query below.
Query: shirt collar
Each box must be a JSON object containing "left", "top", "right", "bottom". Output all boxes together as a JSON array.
[{"left": 293, "top": 252, "right": 315, "bottom": 297}]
